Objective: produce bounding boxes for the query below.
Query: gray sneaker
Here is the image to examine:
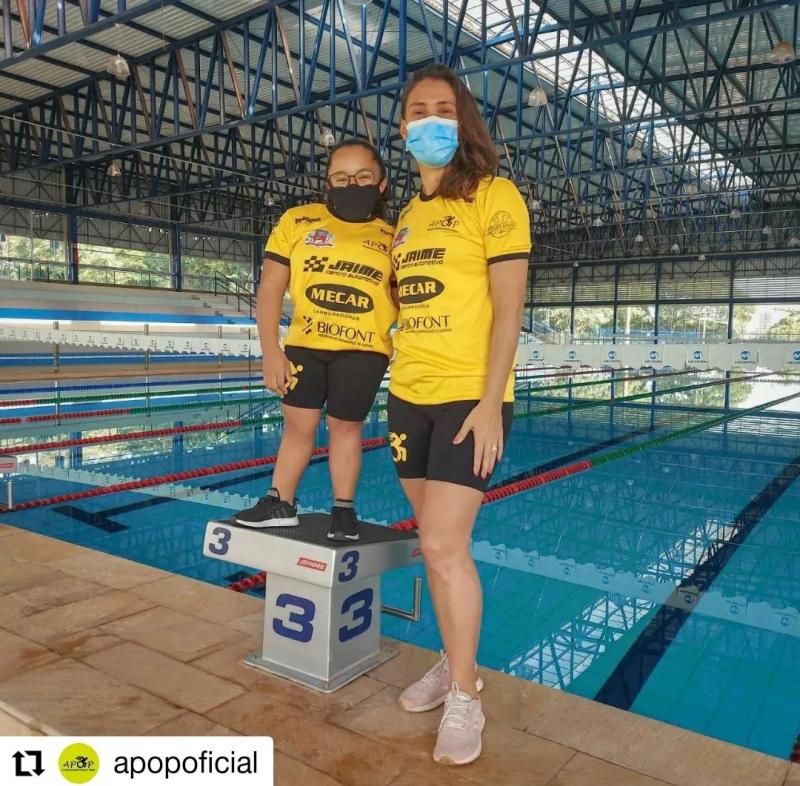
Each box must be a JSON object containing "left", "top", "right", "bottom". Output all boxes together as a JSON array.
[
  {"left": 433, "top": 682, "right": 486, "bottom": 766},
  {"left": 398, "top": 651, "right": 483, "bottom": 713}
]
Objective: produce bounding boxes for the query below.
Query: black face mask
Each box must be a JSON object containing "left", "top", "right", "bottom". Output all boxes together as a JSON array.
[{"left": 327, "top": 184, "right": 382, "bottom": 222}]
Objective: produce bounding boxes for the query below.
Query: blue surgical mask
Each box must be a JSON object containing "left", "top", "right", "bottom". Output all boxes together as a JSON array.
[{"left": 405, "top": 116, "right": 459, "bottom": 168}]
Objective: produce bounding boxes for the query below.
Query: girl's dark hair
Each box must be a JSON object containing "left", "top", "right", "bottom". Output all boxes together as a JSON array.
[
  {"left": 325, "top": 138, "right": 389, "bottom": 220},
  {"left": 401, "top": 64, "right": 499, "bottom": 200}
]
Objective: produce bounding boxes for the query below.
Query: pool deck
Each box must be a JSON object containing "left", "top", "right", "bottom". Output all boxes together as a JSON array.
[{"left": 1, "top": 521, "right": 797, "bottom": 786}]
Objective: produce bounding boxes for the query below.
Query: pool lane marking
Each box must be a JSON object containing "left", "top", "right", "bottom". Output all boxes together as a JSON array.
[
  {"left": 389, "top": 389, "right": 800, "bottom": 530},
  {"left": 594, "top": 451, "right": 800, "bottom": 711},
  {"left": 1, "top": 367, "right": 706, "bottom": 446}
]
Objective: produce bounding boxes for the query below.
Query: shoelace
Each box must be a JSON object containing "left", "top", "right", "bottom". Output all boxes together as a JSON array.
[{"left": 440, "top": 695, "right": 471, "bottom": 731}]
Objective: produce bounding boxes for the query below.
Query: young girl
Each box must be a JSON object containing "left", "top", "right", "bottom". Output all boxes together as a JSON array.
[
  {"left": 236, "top": 140, "right": 397, "bottom": 542},
  {"left": 389, "top": 65, "right": 531, "bottom": 765}
]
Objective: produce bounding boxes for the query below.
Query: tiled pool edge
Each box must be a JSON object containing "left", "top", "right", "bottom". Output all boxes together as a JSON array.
[{"left": 0, "top": 523, "right": 795, "bottom": 786}]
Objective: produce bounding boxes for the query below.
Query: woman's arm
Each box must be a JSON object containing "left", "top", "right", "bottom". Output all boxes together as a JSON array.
[
  {"left": 256, "top": 259, "right": 292, "bottom": 396},
  {"left": 453, "top": 258, "right": 528, "bottom": 478},
  {"left": 483, "top": 258, "right": 528, "bottom": 406}
]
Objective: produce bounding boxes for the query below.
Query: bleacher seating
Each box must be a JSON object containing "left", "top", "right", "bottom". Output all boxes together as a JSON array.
[{"left": 0, "top": 280, "right": 255, "bottom": 325}]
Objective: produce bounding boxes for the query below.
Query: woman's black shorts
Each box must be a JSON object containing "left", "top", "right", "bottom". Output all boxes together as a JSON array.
[
  {"left": 387, "top": 392, "right": 513, "bottom": 491},
  {"left": 282, "top": 345, "right": 388, "bottom": 422}
]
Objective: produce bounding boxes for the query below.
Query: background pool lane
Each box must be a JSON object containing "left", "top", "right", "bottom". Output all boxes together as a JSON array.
[
  {"left": 381, "top": 411, "right": 800, "bottom": 759},
  {"left": 3, "top": 382, "right": 800, "bottom": 759},
  {"left": 629, "top": 480, "right": 800, "bottom": 759}
]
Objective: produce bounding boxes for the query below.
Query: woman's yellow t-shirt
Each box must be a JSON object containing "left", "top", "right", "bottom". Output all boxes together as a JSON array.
[
  {"left": 389, "top": 176, "right": 531, "bottom": 404},
  {"left": 264, "top": 203, "right": 397, "bottom": 357}
]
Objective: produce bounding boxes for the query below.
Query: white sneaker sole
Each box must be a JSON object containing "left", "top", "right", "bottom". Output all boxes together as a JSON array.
[
  {"left": 434, "top": 714, "right": 486, "bottom": 766},
  {"left": 235, "top": 515, "right": 299, "bottom": 528},
  {"left": 399, "top": 676, "right": 484, "bottom": 713}
]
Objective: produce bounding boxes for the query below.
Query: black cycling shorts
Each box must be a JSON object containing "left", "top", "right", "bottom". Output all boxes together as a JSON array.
[
  {"left": 281, "top": 345, "right": 388, "bottom": 422},
  {"left": 387, "top": 392, "right": 513, "bottom": 491}
]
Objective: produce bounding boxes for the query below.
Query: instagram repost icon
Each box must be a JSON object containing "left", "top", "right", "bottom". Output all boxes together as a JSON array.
[{"left": 59, "top": 743, "right": 99, "bottom": 783}]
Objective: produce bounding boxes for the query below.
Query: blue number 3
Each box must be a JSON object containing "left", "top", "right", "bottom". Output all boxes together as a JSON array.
[
  {"left": 273, "top": 593, "right": 316, "bottom": 643},
  {"left": 339, "top": 588, "right": 373, "bottom": 643},
  {"left": 208, "top": 526, "right": 231, "bottom": 556},
  {"left": 338, "top": 550, "right": 360, "bottom": 582}
]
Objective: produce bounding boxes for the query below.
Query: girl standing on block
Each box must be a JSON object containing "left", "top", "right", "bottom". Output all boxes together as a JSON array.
[
  {"left": 235, "top": 140, "right": 397, "bottom": 542},
  {"left": 388, "top": 65, "right": 531, "bottom": 765}
]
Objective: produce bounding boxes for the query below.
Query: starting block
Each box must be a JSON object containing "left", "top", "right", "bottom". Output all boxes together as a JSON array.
[{"left": 203, "top": 513, "right": 422, "bottom": 692}]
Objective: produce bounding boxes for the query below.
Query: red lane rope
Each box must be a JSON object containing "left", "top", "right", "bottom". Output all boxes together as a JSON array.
[
  {"left": 228, "top": 457, "right": 595, "bottom": 591},
  {"left": 388, "top": 459, "right": 595, "bottom": 532},
  {"left": 2, "top": 436, "right": 388, "bottom": 512},
  {"left": 0, "top": 398, "right": 37, "bottom": 407},
  {"left": 3, "top": 419, "right": 245, "bottom": 455}
]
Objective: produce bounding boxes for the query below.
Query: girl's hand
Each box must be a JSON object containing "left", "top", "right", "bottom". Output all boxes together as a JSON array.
[{"left": 262, "top": 349, "right": 293, "bottom": 397}]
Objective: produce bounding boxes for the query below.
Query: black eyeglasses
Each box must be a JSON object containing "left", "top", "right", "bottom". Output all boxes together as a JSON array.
[{"left": 327, "top": 169, "right": 379, "bottom": 188}]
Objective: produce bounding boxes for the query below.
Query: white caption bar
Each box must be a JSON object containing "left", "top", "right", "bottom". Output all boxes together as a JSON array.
[{"left": 0, "top": 736, "right": 273, "bottom": 785}]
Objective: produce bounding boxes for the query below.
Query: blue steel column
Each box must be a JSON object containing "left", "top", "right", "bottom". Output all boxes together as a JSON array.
[
  {"left": 66, "top": 213, "right": 78, "bottom": 284},
  {"left": 170, "top": 222, "right": 182, "bottom": 291}
]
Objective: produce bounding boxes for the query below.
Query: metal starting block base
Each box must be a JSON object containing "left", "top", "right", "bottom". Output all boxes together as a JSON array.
[{"left": 203, "top": 513, "right": 421, "bottom": 692}]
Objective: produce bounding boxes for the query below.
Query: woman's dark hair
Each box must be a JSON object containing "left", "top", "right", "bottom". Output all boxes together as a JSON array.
[
  {"left": 401, "top": 64, "right": 499, "bottom": 200},
  {"left": 325, "top": 138, "right": 389, "bottom": 220}
]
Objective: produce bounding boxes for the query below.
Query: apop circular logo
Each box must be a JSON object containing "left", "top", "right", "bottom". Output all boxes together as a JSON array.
[{"left": 59, "top": 743, "right": 99, "bottom": 783}]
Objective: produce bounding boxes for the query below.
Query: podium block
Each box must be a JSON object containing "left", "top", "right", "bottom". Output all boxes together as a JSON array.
[{"left": 203, "top": 514, "right": 422, "bottom": 692}]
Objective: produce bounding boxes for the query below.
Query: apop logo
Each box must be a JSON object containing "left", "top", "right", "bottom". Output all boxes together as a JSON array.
[
  {"left": 693, "top": 350, "right": 703, "bottom": 360},
  {"left": 608, "top": 350, "right": 617, "bottom": 360},
  {"left": 59, "top": 743, "right": 99, "bottom": 784},
  {"left": 793, "top": 350, "right": 800, "bottom": 362},
  {"left": 649, "top": 350, "right": 658, "bottom": 360},
  {"left": 740, "top": 349, "right": 751, "bottom": 361},
  {"left": 532, "top": 350, "right": 541, "bottom": 360},
  {"left": 568, "top": 350, "right": 576, "bottom": 359}
]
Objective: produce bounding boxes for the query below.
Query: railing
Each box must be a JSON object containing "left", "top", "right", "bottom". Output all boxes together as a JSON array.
[
  {"left": 571, "top": 332, "right": 800, "bottom": 345},
  {"left": 212, "top": 271, "right": 257, "bottom": 319},
  {"left": 0, "top": 256, "right": 172, "bottom": 289},
  {"left": 0, "top": 256, "right": 254, "bottom": 297}
]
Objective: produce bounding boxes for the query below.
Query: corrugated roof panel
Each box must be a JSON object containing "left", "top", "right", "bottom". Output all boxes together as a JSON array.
[{"left": 86, "top": 27, "right": 164, "bottom": 57}]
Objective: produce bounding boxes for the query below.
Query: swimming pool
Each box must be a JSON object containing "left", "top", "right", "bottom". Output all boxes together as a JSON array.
[{"left": 2, "top": 367, "right": 799, "bottom": 760}]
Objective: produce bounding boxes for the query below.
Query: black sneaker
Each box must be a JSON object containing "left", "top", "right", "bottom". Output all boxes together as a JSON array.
[
  {"left": 235, "top": 488, "right": 299, "bottom": 528},
  {"left": 327, "top": 501, "right": 360, "bottom": 541}
]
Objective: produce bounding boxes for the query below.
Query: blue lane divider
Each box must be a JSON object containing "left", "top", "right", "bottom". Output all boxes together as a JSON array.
[
  {"left": 0, "top": 375, "right": 261, "bottom": 397},
  {"left": 0, "top": 307, "right": 254, "bottom": 325}
]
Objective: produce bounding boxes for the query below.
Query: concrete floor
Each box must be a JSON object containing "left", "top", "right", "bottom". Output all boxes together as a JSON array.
[{"left": 0, "top": 522, "right": 796, "bottom": 786}]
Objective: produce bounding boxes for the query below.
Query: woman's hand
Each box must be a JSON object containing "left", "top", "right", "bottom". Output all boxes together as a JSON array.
[
  {"left": 453, "top": 400, "right": 504, "bottom": 479},
  {"left": 262, "top": 348, "right": 293, "bottom": 398}
]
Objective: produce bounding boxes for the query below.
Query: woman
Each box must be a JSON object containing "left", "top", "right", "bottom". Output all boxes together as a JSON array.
[
  {"left": 235, "top": 139, "right": 397, "bottom": 542},
  {"left": 389, "top": 65, "right": 531, "bottom": 765}
]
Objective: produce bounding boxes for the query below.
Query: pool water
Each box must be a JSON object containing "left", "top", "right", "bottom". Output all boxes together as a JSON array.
[{"left": 2, "top": 369, "right": 800, "bottom": 759}]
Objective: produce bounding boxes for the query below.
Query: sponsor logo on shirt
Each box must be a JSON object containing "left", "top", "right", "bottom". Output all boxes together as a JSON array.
[
  {"left": 397, "top": 275, "right": 445, "bottom": 304},
  {"left": 329, "top": 259, "right": 383, "bottom": 283},
  {"left": 379, "top": 226, "right": 394, "bottom": 237},
  {"left": 488, "top": 210, "right": 516, "bottom": 238},
  {"left": 428, "top": 215, "right": 460, "bottom": 231},
  {"left": 363, "top": 239, "right": 389, "bottom": 253},
  {"left": 317, "top": 320, "right": 376, "bottom": 345},
  {"left": 303, "top": 254, "right": 328, "bottom": 272},
  {"left": 394, "top": 247, "right": 446, "bottom": 269},
  {"left": 396, "top": 314, "right": 452, "bottom": 332},
  {"left": 297, "top": 556, "right": 327, "bottom": 571},
  {"left": 302, "top": 255, "right": 383, "bottom": 283},
  {"left": 301, "top": 316, "right": 314, "bottom": 335},
  {"left": 305, "top": 228, "right": 335, "bottom": 247},
  {"left": 294, "top": 216, "right": 322, "bottom": 225},
  {"left": 306, "top": 283, "right": 374, "bottom": 313},
  {"left": 393, "top": 226, "right": 410, "bottom": 249}
]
